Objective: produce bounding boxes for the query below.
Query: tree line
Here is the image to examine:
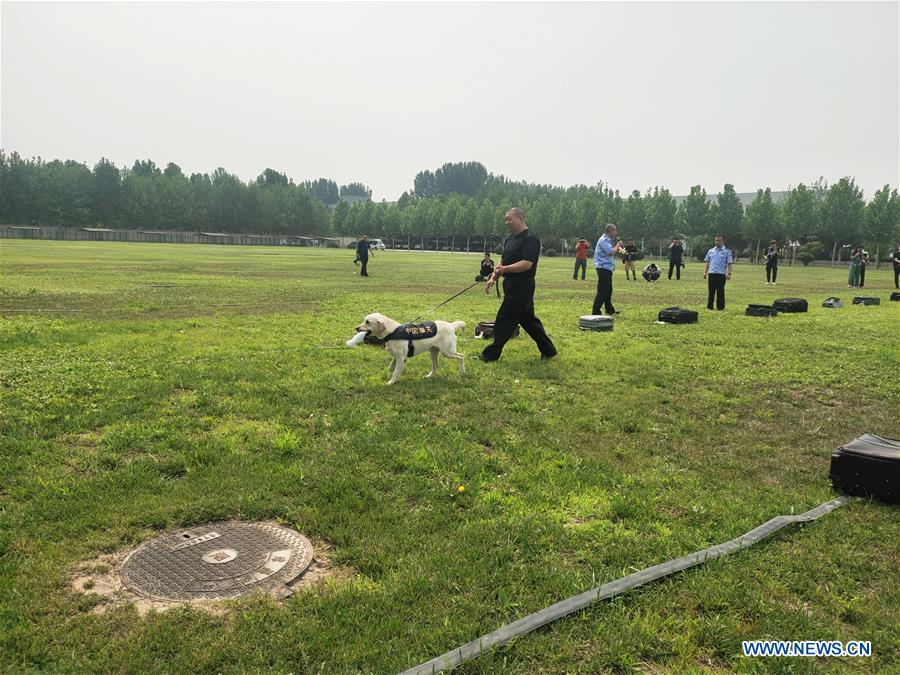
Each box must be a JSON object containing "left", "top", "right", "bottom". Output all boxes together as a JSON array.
[{"left": 2, "top": 152, "right": 897, "bottom": 259}]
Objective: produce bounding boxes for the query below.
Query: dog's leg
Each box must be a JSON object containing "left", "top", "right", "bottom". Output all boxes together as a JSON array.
[
  {"left": 388, "top": 357, "right": 407, "bottom": 385},
  {"left": 388, "top": 357, "right": 396, "bottom": 373},
  {"left": 426, "top": 347, "right": 439, "bottom": 378}
]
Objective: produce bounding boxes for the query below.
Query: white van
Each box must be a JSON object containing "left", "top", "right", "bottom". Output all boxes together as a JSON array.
[{"left": 370, "top": 238, "right": 386, "bottom": 250}]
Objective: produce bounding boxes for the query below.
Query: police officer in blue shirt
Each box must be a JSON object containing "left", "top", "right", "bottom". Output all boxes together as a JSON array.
[
  {"left": 592, "top": 223, "right": 625, "bottom": 315},
  {"left": 703, "top": 234, "right": 734, "bottom": 310}
]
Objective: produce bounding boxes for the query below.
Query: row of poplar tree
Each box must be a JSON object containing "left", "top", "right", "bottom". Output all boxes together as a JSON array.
[{"left": 1, "top": 153, "right": 897, "bottom": 259}]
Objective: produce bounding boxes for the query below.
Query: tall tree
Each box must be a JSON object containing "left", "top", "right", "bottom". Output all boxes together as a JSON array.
[
  {"left": 779, "top": 183, "right": 819, "bottom": 242},
  {"left": 862, "top": 185, "right": 899, "bottom": 256},
  {"left": 818, "top": 177, "right": 865, "bottom": 261},
  {"left": 340, "top": 182, "right": 372, "bottom": 199},
  {"left": 679, "top": 185, "right": 711, "bottom": 237},
  {"left": 92, "top": 158, "right": 122, "bottom": 227},
  {"left": 713, "top": 184, "right": 744, "bottom": 247},
  {"left": 743, "top": 188, "right": 781, "bottom": 253}
]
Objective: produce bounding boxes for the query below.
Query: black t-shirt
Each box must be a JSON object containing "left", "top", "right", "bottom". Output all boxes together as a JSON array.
[
  {"left": 356, "top": 240, "right": 370, "bottom": 258},
  {"left": 765, "top": 246, "right": 779, "bottom": 264},
  {"left": 893, "top": 250, "right": 900, "bottom": 267},
  {"left": 669, "top": 244, "right": 683, "bottom": 260},
  {"left": 623, "top": 244, "right": 638, "bottom": 262},
  {"left": 501, "top": 228, "right": 540, "bottom": 292}
]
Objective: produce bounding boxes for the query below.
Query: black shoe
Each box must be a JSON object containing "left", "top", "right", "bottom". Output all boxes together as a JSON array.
[
  {"left": 478, "top": 354, "right": 498, "bottom": 362},
  {"left": 609, "top": 310, "right": 620, "bottom": 315},
  {"left": 540, "top": 352, "right": 558, "bottom": 360}
]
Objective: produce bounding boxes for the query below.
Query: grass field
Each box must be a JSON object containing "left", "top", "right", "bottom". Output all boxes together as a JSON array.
[{"left": 1, "top": 239, "right": 898, "bottom": 673}]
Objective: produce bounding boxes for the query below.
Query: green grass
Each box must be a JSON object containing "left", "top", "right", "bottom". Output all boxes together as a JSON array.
[{"left": 1, "top": 240, "right": 898, "bottom": 673}]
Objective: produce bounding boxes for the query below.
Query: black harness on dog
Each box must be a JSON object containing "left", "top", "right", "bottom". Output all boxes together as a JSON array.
[{"left": 380, "top": 321, "right": 438, "bottom": 357}]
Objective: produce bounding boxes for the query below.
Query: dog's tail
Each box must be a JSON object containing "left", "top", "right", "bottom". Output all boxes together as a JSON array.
[{"left": 451, "top": 320, "right": 466, "bottom": 334}]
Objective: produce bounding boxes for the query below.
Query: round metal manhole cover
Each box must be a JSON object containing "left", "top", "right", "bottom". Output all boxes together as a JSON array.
[{"left": 121, "top": 522, "right": 313, "bottom": 601}]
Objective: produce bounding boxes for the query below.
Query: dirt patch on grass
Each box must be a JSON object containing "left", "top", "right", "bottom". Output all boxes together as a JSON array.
[{"left": 70, "top": 532, "right": 349, "bottom": 616}]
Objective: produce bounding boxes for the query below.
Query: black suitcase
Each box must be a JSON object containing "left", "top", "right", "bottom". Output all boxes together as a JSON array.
[
  {"left": 657, "top": 307, "right": 698, "bottom": 324},
  {"left": 852, "top": 296, "right": 880, "bottom": 306},
  {"left": 891, "top": 292, "right": 900, "bottom": 302},
  {"left": 830, "top": 434, "right": 900, "bottom": 504},
  {"left": 746, "top": 304, "right": 779, "bottom": 317},
  {"left": 773, "top": 297, "right": 808, "bottom": 313}
]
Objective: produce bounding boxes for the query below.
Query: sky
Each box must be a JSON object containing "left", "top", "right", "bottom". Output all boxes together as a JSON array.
[{"left": 2, "top": 1, "right": 898, "bottom": 201}]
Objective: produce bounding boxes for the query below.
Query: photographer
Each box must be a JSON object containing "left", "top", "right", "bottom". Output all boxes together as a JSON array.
[
  {"left": 764, "top": 240, "right": 780, "bottom": 285},
  {"left": 479, "top": 252, "right": 500, "bottom": 297}
]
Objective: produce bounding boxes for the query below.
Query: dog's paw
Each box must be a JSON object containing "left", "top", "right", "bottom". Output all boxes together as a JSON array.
[{"left": 424, "top": 372, "right": 434, "bottom": 379}]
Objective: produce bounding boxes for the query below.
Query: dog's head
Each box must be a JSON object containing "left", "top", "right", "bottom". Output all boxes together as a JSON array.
[{"left": 357, "top": 312, "right": 391, "bottom": 338}]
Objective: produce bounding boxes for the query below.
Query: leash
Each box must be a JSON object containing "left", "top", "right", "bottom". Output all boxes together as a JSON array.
[{"left": 407, "top": 281, "right": 480, "bottom": 323}]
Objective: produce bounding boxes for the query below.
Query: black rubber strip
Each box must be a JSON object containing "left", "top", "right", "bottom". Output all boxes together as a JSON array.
[{"left": 401, "top": 496, "right": 849, "bottom": 675}]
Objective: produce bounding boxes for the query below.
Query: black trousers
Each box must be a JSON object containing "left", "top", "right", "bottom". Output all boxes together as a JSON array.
[
  {"left": 359, "top": 258, "right": 369, "bottom": 276},
  {"left": 481, "top": 285, "right": 556, "bottom": 360},
  {"left": 894, "top": 264, "right": 899, "bottom": 289},
  {"left": 707, "top": 273, "right": 726, "bottom": 310},
  {"left": 592, "top": 268, "right": 615, "bottom": 315},
  {"left": 858, "top": 265, "right": 865, "bottom": 287},
  {"left": 668, "top": 258, "right": 681, "bottom": 280},
  {"left": 766, "top": 261, "right": 778, "bottom": 283},
  {"left": 573, "top": 258, "right": 587, "bottom": 279}
]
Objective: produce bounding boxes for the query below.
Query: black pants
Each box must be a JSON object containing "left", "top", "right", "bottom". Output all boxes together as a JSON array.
[
  {"left": 359, "top": 258, "right": 369, "bottom": 276},
  {"left": 668, "top": 259, "right": 681, "bottom": 280},
  {"left": 592, "top": 268, "right": 615, "bottom": 315},
  {"left": 894, "top": 264, "right": 899, "bottom": 289},
  {"left": 858, "top": 265, "right": 865, "bottom": 287},
  {"left": 481, "top": 285, "right": 556, "bottom": 361},
  {"left": 573, "top": 258, "right": 586, "bottom": 279},
  {"left": 707, "top": 273, "right": 726, "bottom": 310},
  {"left": 766, "top": 261, "right": 778, "bottom": 283}
]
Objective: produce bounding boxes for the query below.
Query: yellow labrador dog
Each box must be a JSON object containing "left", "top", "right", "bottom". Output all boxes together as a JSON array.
[{"left": 357, "top": 312, "right": 466, "bottom": 385}]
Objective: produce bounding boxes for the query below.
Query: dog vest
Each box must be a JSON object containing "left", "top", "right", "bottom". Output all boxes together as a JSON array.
[{"left": 384, "top": 321, "right": 438, "bottom": 357}]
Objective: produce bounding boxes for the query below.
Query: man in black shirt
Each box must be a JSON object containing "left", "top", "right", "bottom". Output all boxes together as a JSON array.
[
  {"left": 481, "top": 207, "right": 557, "bottom": 362},
  {"left": 355, "top": 235, "right": 373, "bottom": 277},
  {"left": 668, "top": 238, "right": 684, "bottom": 280}
]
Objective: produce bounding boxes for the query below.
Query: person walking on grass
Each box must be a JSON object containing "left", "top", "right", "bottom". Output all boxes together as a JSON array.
[
  {"left": 764, "top": 240, "right": 780, "bottom": 285},
  {"left": 668, "top": 238, "right": 684, "bottom": 280},
  {"left": 847, "top": 247, "right": 862, "bottom": 287},
  {"left": 355, "top": 234, "right": 373, "bottom": 277},
  {"left": 703, "top": 234, "right": 733, "bottom": 310},
  {"left": 892, "top": 244, "right": 900, "bottom": 289},
  {"left": 592, "top": 224, "right": 624, "bottom": 316},
  {"left": 480, "top": 207, "right": 557, "bottom": 362},
  {"left": 573, "top": 238, "right": 589, "bottom": 280},
  {"left": 622, "top": 239, "right": 639, "bottom": 281}
]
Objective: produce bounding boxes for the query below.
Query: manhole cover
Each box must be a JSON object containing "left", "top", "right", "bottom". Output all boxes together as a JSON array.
[{"left": 121, "top": 521, "right": 314, "bottom": 601}]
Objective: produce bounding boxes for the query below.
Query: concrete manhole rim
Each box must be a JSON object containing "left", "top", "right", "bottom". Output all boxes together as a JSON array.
[{"left": 120, "top": 520, "right": 314, "bottom": 602}]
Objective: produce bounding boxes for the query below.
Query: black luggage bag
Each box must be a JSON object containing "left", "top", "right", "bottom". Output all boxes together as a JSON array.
[
  {"left": 773, "top": 297, "right": 808, "bottom": 313},
  {"left": 891, "top": 292, "right": 900, "bottom": 302},
  {"left": 830, "top": 434, "right": 900, "bottom": 504},
  {"left": 852, "top": 296, "right": 880, "bottom": 306},
  {"left": 657, "top": 307, "right": 698, "bottom": 324},
  {"left": 746, "top": 304, "right": 779, "bottom": 317}
]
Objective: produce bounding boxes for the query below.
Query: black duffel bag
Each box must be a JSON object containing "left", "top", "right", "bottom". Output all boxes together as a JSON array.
[
  {"left": 830, "top": 434, "right": 900, "bottom": 504},
  {"left": 746, "top": 304, "right": 779, "bottom": 317},
  {"left": 891, "top": 292, "right": 900, "bottom": 302},
  {"left": 773, "top": 297, "right": 808, "bottom": 313},
  {"left": 852, "top": 296, "right": 880, "bottom": 306},
  {"left": 657, "top": 307, "right": 698, "bottom": 324}
]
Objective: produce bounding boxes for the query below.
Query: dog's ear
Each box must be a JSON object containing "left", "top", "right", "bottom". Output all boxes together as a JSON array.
[{"left": 373, "top": 318, "right": 384, "bottom": 335}]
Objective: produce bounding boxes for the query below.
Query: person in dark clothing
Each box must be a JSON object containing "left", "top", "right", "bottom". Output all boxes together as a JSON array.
[
  {"left": 481, "top": 207, "right": 557, "bottom": 362},
  {"left": 893, "top": 244, "right": 900, "bottom": 289},
  {"left": 622, "top": 239, "right": 639, "bottom": 280},
  {"left": 355, "top": 235, "right": 373, "bottom": 276},
  {"left": 764, "top": 240, "right": 780, "bottom": 285},
  {"left": 479, "top": 252, "right": 500, "bottom": 297},
  {"left": 668, "top": 238, "right": 684, "bottom": 280},
  {"left": 858, "top": 248, "right": 869, "bottom": 287}
]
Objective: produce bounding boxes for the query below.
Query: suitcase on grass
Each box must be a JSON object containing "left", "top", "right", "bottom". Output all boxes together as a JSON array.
[
  {"left": 657, "top": 307, "right": 698, "bottom": 324},
  {"left": 852, "top": 296, "right": 880, "bottom": 306},
  {"left": 746, "top": 304, "right": 779, "bottom": 317},
  {"left": 891, "top": 292, "right": 900, "bottom": 302},
  {"left": 822, "top": 297, "right": 844, "bottom": 308},
  {"left": 773, "top": 297, "right": 808, "bottom": 313},
  {"left": 474, "top": 322, "right": 518, "bottom": 339},
  {"left": 830, "top": 434, "right": 900, "bottom": 504},
  {"left": 578, "top": 315, "right": 614, "bottom": 332}
]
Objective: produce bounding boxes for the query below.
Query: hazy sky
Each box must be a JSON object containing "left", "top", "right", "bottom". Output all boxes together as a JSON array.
[{"left": 2, "top": 1, "right": 897, "bottom": 200}]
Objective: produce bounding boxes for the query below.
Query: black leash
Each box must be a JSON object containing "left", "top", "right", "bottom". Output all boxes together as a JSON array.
[{"left": 408, "top": 281, "right": 480, "bottom": 323}]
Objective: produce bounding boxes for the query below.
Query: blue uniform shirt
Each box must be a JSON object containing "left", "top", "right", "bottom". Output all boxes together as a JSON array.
[
  {"left": 705, "top": 246, "right": 733, "bottom": 275},
  {"left": 594, "top": 234, "right": 616, "bottom": 271}
]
